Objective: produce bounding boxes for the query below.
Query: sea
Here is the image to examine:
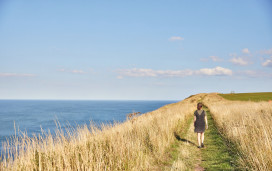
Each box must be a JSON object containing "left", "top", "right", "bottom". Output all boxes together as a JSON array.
[{"left": 0, "top": 100, "right": 177, "bottom": 148}]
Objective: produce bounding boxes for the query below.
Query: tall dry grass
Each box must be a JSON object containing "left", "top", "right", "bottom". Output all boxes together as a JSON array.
[
  {"left": 0, "top": 94, "right": 205, "bottom": 170},
  {"left": 203, "top": 93, "right": 272, "bottom": 170}
]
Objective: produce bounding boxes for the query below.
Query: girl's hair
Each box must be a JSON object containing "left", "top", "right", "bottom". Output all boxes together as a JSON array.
[{"left": 197, "top": 102, "right": 203, "bottom": 108}]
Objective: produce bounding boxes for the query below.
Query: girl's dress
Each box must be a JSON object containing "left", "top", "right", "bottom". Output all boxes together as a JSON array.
[{"left": 194, "top": 110, "right": 206, "bottom": 133}]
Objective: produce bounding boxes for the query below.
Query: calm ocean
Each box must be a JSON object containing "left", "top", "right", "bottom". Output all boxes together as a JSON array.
[{"left": 0, "top": 100, "right": 177, "bottom": 146}]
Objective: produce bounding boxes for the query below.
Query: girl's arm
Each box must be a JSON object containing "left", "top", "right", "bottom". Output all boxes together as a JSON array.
[
  {"left": 205, "top": 115, "right": 208, "bottom": 129},
  {"left": 194, "top": 115, "right": 196, "bottom": 122}
]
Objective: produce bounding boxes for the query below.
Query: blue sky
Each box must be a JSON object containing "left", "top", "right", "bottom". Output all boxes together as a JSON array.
[{"left": 0, "top": 0, "right": 272, "bottom": 100}]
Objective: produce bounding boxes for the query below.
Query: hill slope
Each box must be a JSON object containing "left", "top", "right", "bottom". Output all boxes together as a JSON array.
[{"left": 219, "top": 92, "right": 272, "bottom": 101}]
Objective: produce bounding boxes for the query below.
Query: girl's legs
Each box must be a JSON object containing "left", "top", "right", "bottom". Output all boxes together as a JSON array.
[
  {"left": 201, "top": 132, "right": 204, "bottom": 144},
  {"left": 197, "top": 133, "right": 201, "bottom": 147}
]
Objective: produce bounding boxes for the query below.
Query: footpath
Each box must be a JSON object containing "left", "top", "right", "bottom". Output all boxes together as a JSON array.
[{"left": 165, "top": 106, "right": 237, "bottom": 170}]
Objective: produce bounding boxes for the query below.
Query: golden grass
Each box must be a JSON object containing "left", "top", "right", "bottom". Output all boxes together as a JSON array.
[
  {"left": 169, "top": 119, "right": 200, "bottom": 171},
  {"left": 0, "top": 94, "right": 206, "bottom": 170},
  {"left": 203, "top": 93, "right": 272, "bottom": 170}
]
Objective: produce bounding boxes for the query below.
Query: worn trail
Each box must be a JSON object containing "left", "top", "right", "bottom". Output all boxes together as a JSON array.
[
  {"left": 200, "top": 107, "right": 237, "bottom": 170},
  {"left": 168, "top": 106, "right": 237, "bottom": 170}
]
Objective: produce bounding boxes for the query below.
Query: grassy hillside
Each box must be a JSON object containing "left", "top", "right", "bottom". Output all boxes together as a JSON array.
[
  {"left": 2, "top": 93, "right": 271, "bottom": 170},
  {"left": 0, "top": 94, "right": 206, "bottom": 170},
  {"left": 219, "top": 92, "right": 272, "bottom": 101},
  {"left": 203, "top": 93, "right": 272, "bottom": 170}
]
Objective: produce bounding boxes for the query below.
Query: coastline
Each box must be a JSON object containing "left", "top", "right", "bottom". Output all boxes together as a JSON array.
[{"left": 0, "top": 94, "right": 204, "bottom": 170}]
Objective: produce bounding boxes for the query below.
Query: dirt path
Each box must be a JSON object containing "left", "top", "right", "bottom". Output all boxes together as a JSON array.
[
  {"left": 167, "top": 117, "right": 204, "bottom": 170},
  {"left": 200, "top": 107, "right": 237, "bottom": 170},
  {"left": 167, "top": 106, "right": 237, "bottom": 170}
]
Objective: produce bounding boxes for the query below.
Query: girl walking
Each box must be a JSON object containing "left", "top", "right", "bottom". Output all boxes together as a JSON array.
[{"left": 194, "top": 102, "right": 208, "bottom": 148}]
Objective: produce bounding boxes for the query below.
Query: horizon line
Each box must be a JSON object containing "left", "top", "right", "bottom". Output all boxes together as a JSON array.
[{"left": 0, "top": 98, "right": 181, "bottom": 101}]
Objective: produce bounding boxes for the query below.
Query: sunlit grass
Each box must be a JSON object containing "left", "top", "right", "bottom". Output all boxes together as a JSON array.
[
  {"left": 200, "top": 107, "right": 237, "bottom": 170},
  {"left": 0, "top": 94, "right": 206, "bottom": 170},
  {"left": 2, "top": 92, "right": 270, "bottom": 170},
  {"left": 203, "top": 93, "right": 272, "bottom": 170}
]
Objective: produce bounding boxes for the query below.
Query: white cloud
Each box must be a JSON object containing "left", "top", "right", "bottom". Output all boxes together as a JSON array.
[
  {"left": 117, "top": 68, "right": 193, "bottom": 78},
  {"left": 196, "top": 66, "right": 233, "bottom": 76},
  {"left": 117, "top": 66, "right": 232, "bottom": 78},
  {"left": 200, "top": 56, "right": 223, "bottom": 62},
  {"left": 209, "top": 56, "right": 223, "bottom": 62},
  {"left": 262, "top": 57, "right": 272, "bottom": 67},
  {"left": 59, "top": 69, "right": 86, "bottom": 74},
  {"left": 156, "top": 69, "right": 194, "bottom": 77},
  {"left": 71, "top": 70, "right": 85, "bottom": 74},
  {"left": 0, "top": 73, "right": 35, "bottom": 77},
  {"left": 242, "top": 48, "right": 250, "bottom": 54},
  {"left": 230, "top": 57, "right": 250, "bottom": 66},
  {"left": 169, "top": 36, "right": 184, "bottom": 41}
]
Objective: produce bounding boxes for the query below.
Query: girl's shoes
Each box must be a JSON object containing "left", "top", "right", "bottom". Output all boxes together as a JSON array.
[{"left": 198, "top": 143, "right": 205, "bottom": 148}]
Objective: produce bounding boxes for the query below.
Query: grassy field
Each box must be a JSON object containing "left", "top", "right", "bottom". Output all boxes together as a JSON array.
[
  {"left": 219, "top": 92, "right": 272, "bottom": 101},
  {"left": 0, "top": 93, "right": 206, "bottom": 170},
  {"left": 1, "top": 92, "right": 271, "bottom": 170},
  {"left": 200, "top": 106, "right": 238, "bottom": 170},
  {"left": 160, "top": 95, "right": 239, "bottom": 170},
  {"left": 204, "top": 93, "right": 272, "bottom": 170},
  {"left": 167, "top": 106, "right": 238, "bottom": 170}
]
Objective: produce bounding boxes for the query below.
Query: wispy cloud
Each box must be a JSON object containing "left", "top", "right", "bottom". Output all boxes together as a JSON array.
[
  {"left": 71, "top": 70, "right": 85, "bottom": 74},
  {"left": 58, "top": 69, "right": 86, "bottom": 74},
  {"left": 200, "top": 56, "right": 223, "bottom": 62},
  {"left": 210, "top": 56, "right": 223, "bottom": 62},
  {"left": 117, "top": 66, "right": 232, "bottom": 78},
  {"left": 230, "top": 57, "right": 250, "bottom": 66},
  {"left": 168, "top": 36, "right": 184, "bottom": 41},
  {"left": 262, "top": 57, "right": 272, "bottom": 67},
  {"left": 236, "top": 70, "right": 272, "bottom": 78},
  {"left": 117, "top": 68, "right": 193, "bottom": 78},
  {"left": 0, "top": 73, "right": 35, "bottom": 77},
  {"left": 196, "top": 66, "right": 232, "bottom": 76},
  {"left": 229, "top": 49, "right": 252, "bottom": 66},
  {"left": 242, "top": 48, "right": 250, "bottom": 54}
]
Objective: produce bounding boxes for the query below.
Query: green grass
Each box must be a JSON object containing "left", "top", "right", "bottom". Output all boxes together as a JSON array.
[
  {"left": 164, "top": 116, "right": 193, "bottom": 166},
  {"left": 200, "top": 107, "right": 239, "bottom": 170},
  {"left": 219, "top": 92, "right": 272, "bottom": 101}
]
